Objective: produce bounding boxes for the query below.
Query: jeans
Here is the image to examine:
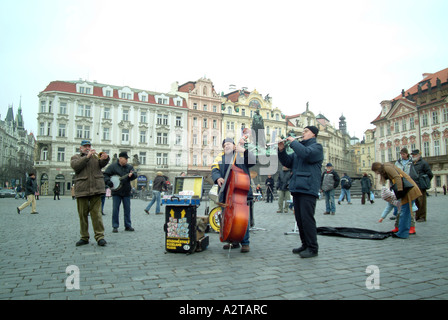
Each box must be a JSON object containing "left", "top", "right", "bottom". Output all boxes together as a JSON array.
[
  {"left": 145, "top": 190, "right": 161, "bottom": 213},
  {"left": 338, "top": 188, "right": 351, "bottom": 203},
  {"left": 112, "top": 195, "right": 131, "bottom": 229},
  {"left": 324, "top": 189, "right": 336, "bottom": 213},
  {"left": 396, "top": 202, "right": 412, "bottom": 238}
]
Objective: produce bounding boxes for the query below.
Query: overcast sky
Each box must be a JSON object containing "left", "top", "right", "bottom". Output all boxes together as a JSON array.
[{"left": 1, "top": 0, "right": 447, "bottom": 139}]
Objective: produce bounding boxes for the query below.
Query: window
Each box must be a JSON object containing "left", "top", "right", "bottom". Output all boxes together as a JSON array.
[
  {"left": 140, "top": 131, "right": 146, "bottom": 143},
  {"left": 175, "top": 135, "right": 181, "bottom": 145},
  {"left": 202, "top": 155, "right": 208, "bottom": 166},
  {"left": 103, "top": 127, "right": 110, "bottom": 140},
  {"left": 39, "top": 122, "right": 45, "bottom": 136},
  {"left": 422, "top": 113, "right": 428, "bottom": 127},
  {"left": 203, "top": 118, "right": 208, "bottom": 128},
  {"left": 213, "top": 119, "right": 217, "bottom": 129},
  {"left": 409, "top": 117, "right": 415, "bottom": 130},
  {"left": 242, "top": 108, "right": 246, "bottom": 116},
  {"left": 175, "top": 116, "right": 182, "bottom": 127},
  {"left": 163, "top": 114, "right": 168, "bottom": 125},
  {"left": 156, "top": 153, "right": 168, "bottom": 165},
  {"left": 193, "top": 103, "right": 198, "bottom": 110},
  {"left": 139, "top": 152, "right": 146, "bottom": 165},
  {"left": 387, "top": 148, "right": 392, "bottom": 162},
  {"left": 176, "top": 154, "right": 181, "bottom": 166},
  {"left": 40, "top": 101, "right": 46, "bottom": 113},
  {"left": 213, "top": 136, "right": 217, "bottom": 146},
  {"left": 122, "top": 110, "right": 129, "bottom": 121},
  {"left": 395, "top": 146, "right": 400, "bottom": 160},
  {"left": 103, "top": 107, "right": 110, "bottom": 119},
  {"left": 59, "top": 102, "right": 67, "bottom": 114},
  {"left": 423, "top": 141, "right": 430, "bottom": 157},
  {"left": 193, "top": 155, "right": 198, "bottom": 166},
  {"left": 157, "top": 114, "right": 163, "bottom": 125},
  {"left": 193, "top": 117, "right": 198, "bottom": 127},
  {"left": 434, "top": 140, "right": 440, "bottom": 156},
  {"left": 227, "top": 106, "right": 232, "bottom": 114},
  {"left": 77, "top": 104, "right": 91, "bottom": 117},
  {"left": 121, "top": 129, "right": 129, "bottom": 143},
  {"left": 156, "top": 133, "right": 168, "bottom": 145},
  {"left": 83, "top": 126, "right": 90, "bottom": 139},
  {"left": 394, "top": 121, "right": 399, "bottom": 133},
  {"left": 57, "top": 147, "right": 65, "bottom": 162},
  {"left": 140, "top": 112, "right": 147, "bottom": 123},
  {"left": 105, "top": 90, "right": 112, "bottom": 97},
  {"left": 203, "top": 104, "right": 208, "bottom": 111},
  {"left": 41, "top": 147, "right": 48, "bottom": 161},
  {"left": 443, "top": 108, "right": 448, "bottom": 123},
  {"left": 58, "top": 124, "right": 66, "bottom": 137},
  {"left": 203, "top": 135, "right": 207, "bottom": 146},
  {"left": 402, "top": 118, "right": 407, "bottom": 131},
  {"left": 77, "top": 125, "right": 83, "bottom": 138},
  {"left": 432, "top": 111, "right": 439, "bottom": 125},
  {"left": 193, "top": 134, "right": 197, "bottom": 145},
  {"left": 213, "top": 105, "right": 217, "bottom": 112}
]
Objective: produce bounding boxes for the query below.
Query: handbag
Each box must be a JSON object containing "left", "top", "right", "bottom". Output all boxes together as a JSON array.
[{"left": 391, "top": 174, "right": 413, "bottom": 199}]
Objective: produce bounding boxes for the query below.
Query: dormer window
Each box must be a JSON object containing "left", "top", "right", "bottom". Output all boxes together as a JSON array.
[
  {"left": 138, "top": 91, "right": 148, "bottom": 102},
  {"left": 155, "top": 93, "right": 169, "bottom": 105},
  {"left": 102, "top": 86, "right": 113, "bottom": 97},
  {"left": 173, "top": 96, "right": 183, "bottom": 107},
  {"left": 76, "top": 82, "right": 93, "bottom": 95},
  {"left": 118, "top": 86, "right": 134, "bottom": 100}
]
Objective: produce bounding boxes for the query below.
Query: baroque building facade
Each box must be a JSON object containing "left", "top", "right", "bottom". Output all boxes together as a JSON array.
[
  {"left": 35, "top": 80, "right": 188, "bottom": 195},
  {"left": 371, "top": 67, "right": 448, "bottom": 190}
]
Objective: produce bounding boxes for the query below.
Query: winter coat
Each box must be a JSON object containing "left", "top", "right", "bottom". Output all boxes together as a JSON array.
[
  {"left": 24, "top": 177, "right": 37, "bottom": 196},
  {"left": 277, "top": 168, "right": 292, "bottom": 191},
  {"left": 152, "top": 175, "right": 167, "bottom": 192},
  {"left": 321, "top": 170, "right": 340, "bottom": 191},
  {"left": 340, "top": 175, "right": 352, "bottom": 189},
  {"left": 361, "top": 176, "right": 372, "bottom": 193},
  {"left": 413, "top": 157, "right": 433, "bottom": 190},
  {"left": 103, "top": 160, "right": 137, "bottom": 197},
  {"left": 382, "top": 163, "right": 422, "bottom": 205},
  {"left": 70, "top": 153, "right": 110, "bottom": 198},
  {"left": 265, "top": 177, "right": 275, "bottom": 193},
  {"left": 278, "top": 138, "right": 324, "bottom": 198}
]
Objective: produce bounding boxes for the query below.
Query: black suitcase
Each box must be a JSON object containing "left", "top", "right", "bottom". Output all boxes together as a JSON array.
[{"left": 164, "top": 205, "right": 197, "bottom": 254}]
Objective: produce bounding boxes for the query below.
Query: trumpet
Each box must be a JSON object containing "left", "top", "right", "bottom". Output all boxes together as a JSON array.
[{"left": 266, "top": 136, "right": 303, "bottom": 147}]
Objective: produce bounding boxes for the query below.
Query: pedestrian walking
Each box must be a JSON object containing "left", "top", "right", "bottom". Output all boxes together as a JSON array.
[
  {"left": 53, "top": 183, "right": 60, "bottom": 200},
  {"left": 265, "top": 175, "right": 274, "bottom": 203},
  {"left": 144, "top": 172, "right": 166, "bottom": 215},
  {"left": 361, "top": 173, "right": 374, "bottom": 204},
  {"left": 338, "top": 173, "right": 352, "bottom": 205},
  {"left": 17, "top": 173, "right": 38, "bottom": 214}
]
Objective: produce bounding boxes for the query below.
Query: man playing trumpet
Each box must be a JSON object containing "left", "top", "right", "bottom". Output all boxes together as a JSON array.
[{"left": 70, "top": 140, "right": 110, "bottom": 246}]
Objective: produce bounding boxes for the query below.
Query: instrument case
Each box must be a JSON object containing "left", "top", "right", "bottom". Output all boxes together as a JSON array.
[
  {"left": 164, "top": 205, "right": 197, "bottom": 254},
  {"left": 163, "top": 176, "right": 205, "bottom": 254}
]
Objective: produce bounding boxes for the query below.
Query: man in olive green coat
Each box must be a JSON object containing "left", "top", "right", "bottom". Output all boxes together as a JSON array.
[{"left": 70, "top": 140, "right": 110, "bottom": 246}]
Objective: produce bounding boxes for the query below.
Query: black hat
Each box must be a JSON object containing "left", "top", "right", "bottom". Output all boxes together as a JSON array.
[
  {"left": 305, "top": 125, "right": 319, "bottom": 137},
  {"left": 411, "top": 149, "right": 420, "bottom": 155},
  {"left": 119, "top": 151, "right": 129, "bottom": 159},
  {"left": 222, "top": 138, "right": 235, "bottom": 147}
]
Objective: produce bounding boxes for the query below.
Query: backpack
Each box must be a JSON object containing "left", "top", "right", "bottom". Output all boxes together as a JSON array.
[{"left": 342, "top": 177, "right": 351, "bottom": 189}]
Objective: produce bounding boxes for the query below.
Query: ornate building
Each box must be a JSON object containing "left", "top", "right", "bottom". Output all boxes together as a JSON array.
[
  {"left": 35, "top": 80, "right": 188, "bottom": 195},
  {"left": 0, "top": 103, "right": 35, "bottom": 188},
  {"left": 171, "top": 77, "right": 223, "bottom": 181},
  {"left": 371, "top": 67, "right": 448, "bottom": 190},
  {"left": 352, "top": 128, "right": 376, "bottom": 178}
]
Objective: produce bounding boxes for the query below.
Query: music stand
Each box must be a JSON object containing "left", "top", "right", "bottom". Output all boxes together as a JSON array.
[
  {"left": 284, "top": 222, "right": 299, "bottom": 235},
  {"left": 249, "top": 200, "right": 267, "bottom": 232}
]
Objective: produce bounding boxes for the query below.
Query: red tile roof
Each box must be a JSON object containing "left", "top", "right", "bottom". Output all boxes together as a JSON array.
[{"left": 42, "top": 80, "right": 187, "bottom": 108}]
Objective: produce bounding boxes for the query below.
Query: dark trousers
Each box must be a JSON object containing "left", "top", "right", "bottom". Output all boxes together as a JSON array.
[
  {"left": 292, "top": 192, "right": 318, "bottom": 253},
  {"left": 112, "top": 195, "right": 131, "bottom": 229},
  {"left": 415, "top": 190, "right": 427, "bottom": 221}
]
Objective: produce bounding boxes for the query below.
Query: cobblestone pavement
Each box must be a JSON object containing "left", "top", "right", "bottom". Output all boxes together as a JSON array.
[{"left": 1, "top": 194, "right": 448, "bottom": 302}]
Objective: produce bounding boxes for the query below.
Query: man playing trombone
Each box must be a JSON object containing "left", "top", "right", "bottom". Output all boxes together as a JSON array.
[{"left": 70, "top": 140, "right": 110, "bottom": 246}]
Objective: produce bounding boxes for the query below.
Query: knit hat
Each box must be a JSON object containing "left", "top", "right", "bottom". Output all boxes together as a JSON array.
[
  {"left": 305, "top": 125, "right": 319, "bottom": 137},
  {"left": 222, "top": 138, "right": 235, "bottom": 147}
]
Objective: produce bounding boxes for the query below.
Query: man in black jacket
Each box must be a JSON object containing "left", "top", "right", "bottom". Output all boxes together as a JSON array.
[
  {"left": 411, "top": 150, "right": 433, "bottom": 222},
  {"left": 104, "top": 152, "right": 137, "bottom": 232},
  {"left": 17, "top": 172, "right": 38, "bottom": 214}
]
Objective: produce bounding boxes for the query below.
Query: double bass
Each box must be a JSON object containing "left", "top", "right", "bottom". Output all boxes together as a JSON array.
[{"left": 217, "top": 135, "right": 251, "bottom": 243}]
